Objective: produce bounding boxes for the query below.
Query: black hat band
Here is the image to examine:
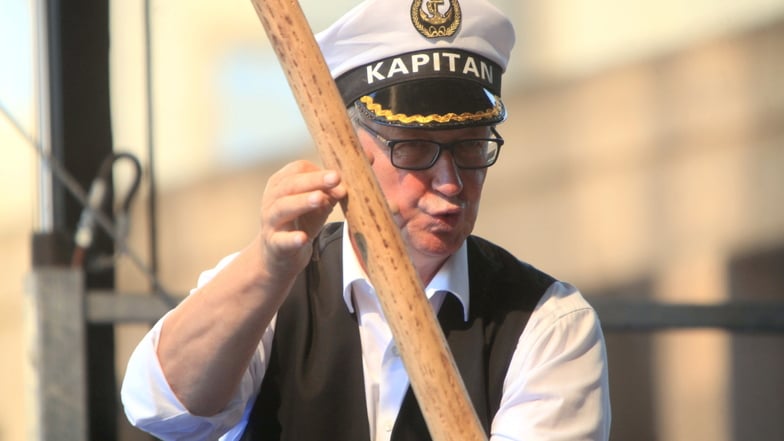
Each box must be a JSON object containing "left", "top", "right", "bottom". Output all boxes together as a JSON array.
[{"left": 334, "top": 48, "right": 503, "bottom": 107}]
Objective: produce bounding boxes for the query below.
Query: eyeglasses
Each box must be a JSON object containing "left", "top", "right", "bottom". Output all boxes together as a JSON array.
[{"left": 356, "top": 120, "right": 504, "bottom": 171}]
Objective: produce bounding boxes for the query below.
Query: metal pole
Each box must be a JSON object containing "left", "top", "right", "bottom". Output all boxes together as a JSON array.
[
  {"left": 24, "top": 269, "right": 88, "bottom": 441},
  {"left": 34, "top": 0, "right": 53, "bottom": 233}
]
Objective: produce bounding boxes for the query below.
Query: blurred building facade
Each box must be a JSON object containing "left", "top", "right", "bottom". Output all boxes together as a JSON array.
[{"left": 1, "top": 1, "right": 782, "bottom": 440}]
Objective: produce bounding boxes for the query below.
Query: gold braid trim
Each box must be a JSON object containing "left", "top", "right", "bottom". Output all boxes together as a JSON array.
[{"left": 359, "top": 95, "right": 503, "bottom": 125}]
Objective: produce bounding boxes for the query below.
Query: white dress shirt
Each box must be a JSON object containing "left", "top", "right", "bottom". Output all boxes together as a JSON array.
[{"left": 122, "top": 229, "right": 611, "bottom": 441}]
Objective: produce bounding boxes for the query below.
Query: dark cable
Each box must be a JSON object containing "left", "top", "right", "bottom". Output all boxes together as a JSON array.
[{"left": 72, "top": 152, "right": 143, "bottom": 268}]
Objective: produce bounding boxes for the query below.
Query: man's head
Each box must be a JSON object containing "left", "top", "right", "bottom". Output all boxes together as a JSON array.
[
  {"left": 317, "top": 0, "right": 515, "bottom": 274},
  {"left": 317, "top": 0, "right": 515, "bottom": 130}
]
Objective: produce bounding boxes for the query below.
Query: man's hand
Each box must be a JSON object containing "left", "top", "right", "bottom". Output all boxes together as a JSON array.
[{"left": 258, "top": 160, "right": 346, "bottom": 284}]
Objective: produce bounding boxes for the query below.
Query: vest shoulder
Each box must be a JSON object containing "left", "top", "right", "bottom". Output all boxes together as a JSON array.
[{"left": 467, "top": 235, "right": 557, "bottom": 294}]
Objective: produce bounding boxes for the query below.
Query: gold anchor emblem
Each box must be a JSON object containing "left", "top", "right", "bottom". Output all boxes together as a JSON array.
[{"left": 411, "top": 0, "right": 462, "bottom": 38}]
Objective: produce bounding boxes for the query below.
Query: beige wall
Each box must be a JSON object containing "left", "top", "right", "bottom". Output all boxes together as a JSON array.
[
  {"left": 481, "top": 20, "right": 784, "bottom": 440},
  {"left": 0, "top": 227, "right": 31, "bottom": 441}
]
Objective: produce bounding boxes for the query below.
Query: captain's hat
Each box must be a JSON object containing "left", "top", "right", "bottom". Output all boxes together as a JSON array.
[{"left": 316, "top": 0, "right": 515, "bottom": 129}]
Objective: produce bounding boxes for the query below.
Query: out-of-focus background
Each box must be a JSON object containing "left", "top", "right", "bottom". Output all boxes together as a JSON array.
[{"left": 2, "top": 0, "right": 783, "bottom": 440}]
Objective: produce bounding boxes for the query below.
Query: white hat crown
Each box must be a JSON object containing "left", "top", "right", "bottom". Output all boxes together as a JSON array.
[
  {"left": 317, "top": 0, "right": 515, "bottom": 83},
  {"left": 316, "top": 0, "right": 515, "bottom": 128}
]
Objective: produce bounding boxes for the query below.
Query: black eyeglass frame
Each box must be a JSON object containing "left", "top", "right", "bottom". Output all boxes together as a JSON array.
[{"left": 355, "top": 119, "right": 504, "bottom": 171}]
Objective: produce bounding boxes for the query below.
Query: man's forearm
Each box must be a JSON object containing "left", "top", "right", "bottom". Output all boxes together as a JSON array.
[{"left": 156, "top": 235, "right": 295, "bottom": 416}]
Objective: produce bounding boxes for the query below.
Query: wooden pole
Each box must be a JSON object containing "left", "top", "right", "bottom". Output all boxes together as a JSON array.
[{"left": 249, "top": 1, "right": 487, "bottom": 440}]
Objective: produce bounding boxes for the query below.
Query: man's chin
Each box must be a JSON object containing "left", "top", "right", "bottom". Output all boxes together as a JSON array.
[{"left": 410, "top": 232, "right": 464, "bottom": 258}]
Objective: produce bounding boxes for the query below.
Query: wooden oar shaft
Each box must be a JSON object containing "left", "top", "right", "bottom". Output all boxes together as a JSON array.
[{"left": 249, "top": 1, "right": 487, "bottom": 440}]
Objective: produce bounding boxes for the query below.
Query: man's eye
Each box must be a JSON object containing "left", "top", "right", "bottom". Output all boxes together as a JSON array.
[{"left": 393, "top": 142, "right": 436, "bottom": 163}]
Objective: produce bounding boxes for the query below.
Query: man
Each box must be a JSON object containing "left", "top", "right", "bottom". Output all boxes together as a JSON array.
[{"left": 121, "top": 0, "right": 611, "bottom": 440}]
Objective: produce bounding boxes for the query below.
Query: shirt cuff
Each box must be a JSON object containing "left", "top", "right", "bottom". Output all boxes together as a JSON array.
[{"left": 121, "top": 316, "right": 251, "bottom": 441}]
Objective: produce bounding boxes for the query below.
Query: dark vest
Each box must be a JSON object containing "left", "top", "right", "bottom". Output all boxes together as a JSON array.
[{"left": 241, "top": 223, "right": 554, "bottom": 441}]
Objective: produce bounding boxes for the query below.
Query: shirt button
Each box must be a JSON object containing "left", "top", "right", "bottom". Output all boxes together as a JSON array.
[{"left": 391, "top": 345, "right": 400, "bottom": 357}]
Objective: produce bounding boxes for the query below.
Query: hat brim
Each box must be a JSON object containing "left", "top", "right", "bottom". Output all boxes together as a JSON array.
[{"left": 353, "top": 78, "right": 506, "bottom": 129}]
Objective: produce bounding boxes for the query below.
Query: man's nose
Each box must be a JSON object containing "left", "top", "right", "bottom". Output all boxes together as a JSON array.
[{"left": 430, "top": 151, "right": 463, "bottom": 196}]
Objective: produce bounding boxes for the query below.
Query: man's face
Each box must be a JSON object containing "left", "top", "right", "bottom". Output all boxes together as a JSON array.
[{"left": 356, "top": 121, "right": 491, "bottom": 266}]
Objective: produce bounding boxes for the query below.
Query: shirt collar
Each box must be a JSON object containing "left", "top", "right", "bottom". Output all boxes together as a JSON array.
[{"left": 341, "top": 222, "right": 470, "bottom": 321}]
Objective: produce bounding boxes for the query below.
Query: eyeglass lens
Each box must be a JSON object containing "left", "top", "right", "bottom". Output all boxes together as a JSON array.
[{"left": 390, "top": 139, "right": 500, "bottom": 170}]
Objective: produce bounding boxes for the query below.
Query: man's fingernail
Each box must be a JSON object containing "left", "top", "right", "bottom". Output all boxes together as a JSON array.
[{"left": 324, "top": 172, "right": 339, "bottom": 185}]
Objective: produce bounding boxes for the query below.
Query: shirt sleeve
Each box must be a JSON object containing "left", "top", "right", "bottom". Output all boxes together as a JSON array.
[
  {"left": 490, "top": 281, "right": 612, "bottom": 441},
  {"left": 120, "top": 253, "right": 275, "bottom": 441}
]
